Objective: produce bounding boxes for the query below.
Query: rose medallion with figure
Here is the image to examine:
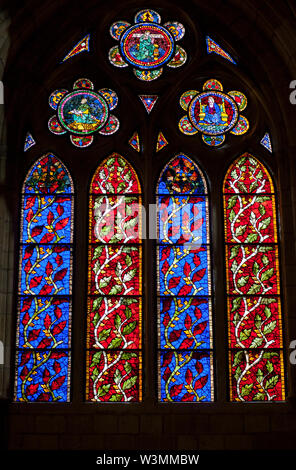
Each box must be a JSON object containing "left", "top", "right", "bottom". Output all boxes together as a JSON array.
[
  {"left": 48, "top": 79, "right": 120, "bottom": 147},
  {"left": 109, "top": 9, "right": 187, "bottom": 81},
  {"left": 189, "top": 91, "right": 238, "bottom": 135},
  {"left": 179, "top": 79, "right": 249, "bottom": 147},
  {"left": 58, "top": 91, "right": 109, "bottom": 134},
  {"left": 120, "top": 23, "right": 174, "bottom": 70}
]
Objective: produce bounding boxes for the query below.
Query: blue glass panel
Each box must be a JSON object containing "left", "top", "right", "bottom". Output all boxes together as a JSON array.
[
  {"left": 158, "top": 245, "right": 210, "bottom": 296},
  {"left": 24, "top": 132, "right": 36, "bottom": 152},
  {"left": 159, "top": 350, "right": 213, "bottom": 402},
  {"left": 157, "top": 155, "right": 206, "bottom": 195},
  {"left": 20, "top": 244, "right": 72, "bottom": 296},
  {"left": 206, "top": 36, "right": 236, "bottom": 64},
  {"left": 15, "top": 350, "right": 70, "bottom": 402},
  {"left": 157, "top": 154, "right": 213, "bottom": 402},
  {"left": 260, "top": 132, "right": 272, "bottom": 153},
  {"left": 18, "top": 297, "right": 71, "bottom": 349},
  {"left": 159, "top": 297, "right": 211, "bottom": 349},
  {"left": 158, "top": 195, "right": 208, "bottom": 245},
  {"left": 22, "top": 195, "right": 72, "bottom": 244},
  {"left": 15, "top": 154, "right": 73, "bottom": 402}
]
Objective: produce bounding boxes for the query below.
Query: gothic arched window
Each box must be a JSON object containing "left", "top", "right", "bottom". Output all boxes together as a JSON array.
[
  {"left": 157, "top": 154, "right": 214, "bottom": 402},
  {"left": 86, "top": 154, "right": 143, "bottom": 402},
  {"left": 223, "top": 153, "right": 286, "bottom": 401},
  {"left": 10, "top": 6, "right": 289, "bottom": 409},
  {"left": 15, "top": 154, "right": 74, "bottom": 402}
]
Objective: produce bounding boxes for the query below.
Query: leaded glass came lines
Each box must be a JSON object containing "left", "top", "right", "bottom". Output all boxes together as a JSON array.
[
  {"left": 15, "top": 153, "right": 73, "bottom": 402},
  {"left": 223, "top": 153, "right": 285, "bottom": 401},
  {"left": 157, "top": 154, "right": 214, "bottom": 402},
  {"left": 86, "top": 153, "right": 142, "bottom": 402}
]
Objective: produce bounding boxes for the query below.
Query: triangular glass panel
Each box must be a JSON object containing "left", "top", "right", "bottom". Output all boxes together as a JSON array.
[
  {"left": 206, "top": 36, "right": 236, "bottom": 64},
  {"left": 139, "top": 95, "right": 158, "bottom": 113},
  {"left": 129, "top": 132, "right": 140, "bottom": 152},
  {"left": 61, "top": 34, "right": 90, "bottom": 63},
  {"left": 156, "top": 132, "right": 168, "bottom": 152},
  {"left": 260, "top": 132, "right": 272, "bottom": 153},
  {"left": 24, "top": 132, "right": 36, "bottom": 152}
]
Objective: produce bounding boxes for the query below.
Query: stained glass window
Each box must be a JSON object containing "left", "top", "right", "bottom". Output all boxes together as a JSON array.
[
  {"left": 86, "top": 153, "right": 142, "bottom": 402},
  {"left": 14, "top": 153, "right": 74, "bottom": 402},
  {"left": 223, "top": 153, "right": 286, "bottom": 401},
  {"left": 157, "top": 154, "right": 214, "bottom": 402}
]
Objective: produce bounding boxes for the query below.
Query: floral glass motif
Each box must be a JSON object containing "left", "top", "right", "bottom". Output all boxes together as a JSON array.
[
  {"left": 86, "top": 154, "right": 142, "bottom": 402},
  {"left": 179, "top": 79, "right": 249, "bottom": 147},
  {"left": 109, "top": 9, "right": 186, "bottom": 81},
  {"left": 48, "top": 80, "right": 119, "bottom": 147},
  {"left": 14, "top": 153, "right": 73, "bottom": 402},
  {"left": 157, "top": 154, "right": 214, "bottom": 402},
  {"left": 223, "top": 153, "right": 285, "bottom": 401}
]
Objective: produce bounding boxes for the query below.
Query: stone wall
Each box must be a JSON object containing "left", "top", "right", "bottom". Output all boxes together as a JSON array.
[{"left": 7, "top": 407, "right": 296, "bottom": 450}]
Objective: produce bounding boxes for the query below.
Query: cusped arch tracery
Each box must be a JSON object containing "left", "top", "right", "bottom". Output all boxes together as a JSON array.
[
  {"left": 157, "top": 153, "right": 214, "bottom": 402},
  {"left": 15, "top": 153, "right": 74, "bottom": 402},
  {"left": 86, "top": 153, "right": 143, "bottom": 402},
  {"left": 223, "top": 153, "right": 286, "bottom": 402}
]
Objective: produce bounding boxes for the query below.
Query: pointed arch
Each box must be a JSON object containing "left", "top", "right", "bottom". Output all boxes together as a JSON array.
[
  {"left": 86, "top": 153, "right": 142, "bottom": 402},
  {"left": 15, "top": 153, "right": 74, "bottom": 402},
  {"left": 223, "top": 153, "right": 286, "bottom": 401},
  {"left": 157, "top": 154, "right": 214, "bottom": 402}
]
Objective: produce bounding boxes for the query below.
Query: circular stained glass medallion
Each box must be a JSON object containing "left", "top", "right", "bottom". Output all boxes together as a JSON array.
[
  {"left": 167, "top": 45, "right": 187, "bottom": 68},
  {"left": 133, "top": 68, "right": 163, "bottom": 81},
  {"left": 58, "top": 90, "right": 109, "bottom": 135},
  {"left": 203, "top": 79, "right": 223, "bottom": 91},
  {"left": 188, "top": 91, "right": 238, "bottom": 136},
  {"left": 230, "top": 115, "right": 249, "bottom": 135},
  {"left": 120, "top": 23, "right": 174, "bottom": 70},
  {"left": 108, "top": 46, "right": 128, "bottom": 67}
]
